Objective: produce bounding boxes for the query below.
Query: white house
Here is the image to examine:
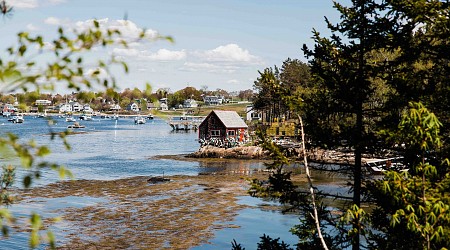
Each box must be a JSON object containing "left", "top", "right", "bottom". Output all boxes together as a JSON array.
[
  {"left": 246, "top": 105, "right": 261, "bottom": 121},
  {"left": 70, "top": 102, "right": 83, "bottom": 112},
  {"left": 109, "top": 104, "right": 121, "bottom": 111},
  {"left": 183, "top": 99, "right": 198, "bottom": 108},
  {"left": 159, "top": 98, "right": 168, "bottom": 104},
  {"left": 83, "top": 104, "right": 93, "bottom": 113},
  {"left": 57, "top": 103, "right": 72, "bottom": 113},
  {"left": 2, "top": 104, "right": 17, "bottom": 113},
  {"left": 35, "top": 99, "right": 52, "bottom": 106},
  {"left": 160, "top": 103, "right": 168, "bottom": 111},
  {"left": 203, "top": 96, "right": 219, "bottom": 106},
  {"left": 126, "top": 102, "right": 140, "bottom": 112}
]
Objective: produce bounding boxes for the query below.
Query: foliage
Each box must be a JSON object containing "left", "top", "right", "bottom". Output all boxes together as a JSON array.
[
  {"left": 369, "top": 102, "right": 450, "bottom": 249},
  {"left": 237, "top": 89, "right": 254, "bottom": 101},
  {"left": 250, "top": 0, "right": 450, "bottom": 249},
  {"left": 0, "top": 4, "right": 170, "bottom": 247},
  {"left": 252, "top": 58, "right": 310, "bottom": 124},
  {"left": 256, "top": 234, "right": 292, "bottom": 250},
  {"left": 231, "top": 239, "right": 245, "bottom": 250}
]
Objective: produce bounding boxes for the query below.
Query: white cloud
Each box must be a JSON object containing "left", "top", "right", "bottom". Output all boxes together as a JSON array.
[
  {"left": 198, "top": 44, "right": 260, "bottom": 63},
  {"left": 26, "top": 23, "right": 40, "bottom": 31},
  {"left": 112, "top": 48, "right": 186, "bottom": 61},
  {"left": 147, "top": 49, "right": 186, "bottom": 61},
  {"left": 8, "top": 0, "right": 38, "bottom": 8},
  {"left": 44, "top": 16, "right": 71, "bottom": 26},
  {"left": 113, "top": 48, "right": 140, "bottom": 57},
  {"left": 227, "top": 79, "right": 240, "bottom": 84},
  {"left": 47, "top": 0, "right": 66, "bottom": 4},
  {"left": 180, "top": 62, "right": 237, "bottom": 73},
  {"left": 44, "top": 17, "right": 160, "bottom": 48},
  {"left": 8, "top": 0, "right": 66, "bottom": 9},
  {"left": 181, "top": 62, "right": 217, "bottom": 72},
  {"left": 73, "top": 18, "right": 158, "bottom": 41}
]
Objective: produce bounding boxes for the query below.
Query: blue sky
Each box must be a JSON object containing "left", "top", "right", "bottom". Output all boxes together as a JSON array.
[{"left": 1, "top": 0, "right": 348, "bottom": 93}]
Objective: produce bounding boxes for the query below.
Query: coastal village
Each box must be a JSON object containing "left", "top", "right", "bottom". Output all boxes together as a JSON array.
[
  {"left": 1, "top": 0, "right": 449, "bottom": 249},
  {"left": 0, "top": 89, "right": 393, "bottom": 170}
]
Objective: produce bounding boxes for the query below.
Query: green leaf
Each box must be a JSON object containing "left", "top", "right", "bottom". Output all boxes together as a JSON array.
[{"left": 36, "top": 146, "right": 51, "bottom": 157}]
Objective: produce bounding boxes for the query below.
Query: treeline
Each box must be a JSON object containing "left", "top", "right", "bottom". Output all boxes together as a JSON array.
[
  {"left": 2, "top": 86, "right": 254, "bottom": 111},
  {"left": 246, "top": 1, "right": 450, "bottom": 250}
]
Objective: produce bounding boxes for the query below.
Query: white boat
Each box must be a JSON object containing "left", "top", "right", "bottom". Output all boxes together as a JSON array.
[
  {"left": 66, "top": 116, "right": 76, "bottom": 122},
  {"left": 67, "top": 122, "right": 85, "bottom": 129},
  {"left": 365, "top": 158, "right": 407, "bottom": 174},
  {"left": 147, "top": 114, "right": 154, "bottom": 120},
  {"left": 134, "top": 116, "right": 146, "bottom": 124},
  {"left": 10, "top": 113, "right": 24, "bottom": 123},
  {"left": 79, "top": 114, "right": 93, "bottom": 121},
  {"left": 37, "top": 111, "right": 48, "bottom": 118}
]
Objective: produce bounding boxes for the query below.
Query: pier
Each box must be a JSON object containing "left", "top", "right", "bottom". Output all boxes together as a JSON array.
[{"left": 168, "top": 115, "right": 205, "bottom": 131}]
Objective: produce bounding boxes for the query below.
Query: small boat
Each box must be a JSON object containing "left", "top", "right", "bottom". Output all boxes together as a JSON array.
[
  {"left": 9, "top": 113, "right": 24, "bottom": 123},
  {"left": 79, "top": 114, "right": 93, "bottom": 121},
  {"left": 365, "top": 158, "right": 408, "bottom": 175},
  {"left": 147, "top": 114, "right": 154, "bottom": 120},
  {"left": 67, "top": 122, "right": 85, "bottom": 129},
  {"left": 66, "top": 116, "right": 76, "bottom": 122},
  {"left": 37, "top": 111, "right": 47, "bottom": 118},
  {"left": 134, "top": 116, "right": 146, "bottom": 124}
]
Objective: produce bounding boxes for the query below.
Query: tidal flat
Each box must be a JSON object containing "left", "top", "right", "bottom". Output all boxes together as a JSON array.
[{"left": 14, "top": 173, "right": 272, "bottom": 249}]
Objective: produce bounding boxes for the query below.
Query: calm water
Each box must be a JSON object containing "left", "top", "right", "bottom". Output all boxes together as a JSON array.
[{"left": 0, "top": 115, "right": 307, "bottom": 249}]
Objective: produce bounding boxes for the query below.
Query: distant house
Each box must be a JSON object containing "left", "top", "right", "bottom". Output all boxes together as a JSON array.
[
  {"left": 83, "top": 104, "right": 93, "bottom": 113},
  {"left": 147, "top": 102, "right": 157, "bottom": 110},
  {"left": 70, "top": 102, "right": 83, "bottom": 112},
  {"left": 126, "top": 102, "right": 140, "bottom": 112},
  {"left": 109, "top": 104, "right": 121, "bottom": 111},
  {"left": 160, "top": 103, "right": 168, "bottom": 111},
  {"left": 35, "top": 99, "right": 52, "bottom": 106},
  {"left": 2, "top": 103, "right": 17, "bottom": 113},
  {"left": 199, "top": 110, "right": 248, "bottom": 142},
  {"left": 159, "top": 98, "right": 168, "bottom": 104},
  {"left": 203, "top": 96, "right": 219, "bottom": 106},
  {"left": 245, "top": 105, "right": 261, "bottom": 121},
  {"left": 183, "top": 99, "right": 198, "bottom": 108},
  {"left": 56, "top": 103, "right": 72, "bottom": 113}
]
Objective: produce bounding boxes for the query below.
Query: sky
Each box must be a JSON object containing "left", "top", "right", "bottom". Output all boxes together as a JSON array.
[{"left": 0, "top": 0, "right": 348, "bottom": 93}]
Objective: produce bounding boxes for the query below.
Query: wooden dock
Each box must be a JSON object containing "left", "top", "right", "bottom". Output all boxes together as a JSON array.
[{"left": 168, "top": 115, "right": 205, "bottom": 131}]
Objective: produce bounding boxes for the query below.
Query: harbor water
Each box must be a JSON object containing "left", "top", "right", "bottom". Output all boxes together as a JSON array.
[{"left": 0, "top": 115, "right": 305, "bottom": 249}]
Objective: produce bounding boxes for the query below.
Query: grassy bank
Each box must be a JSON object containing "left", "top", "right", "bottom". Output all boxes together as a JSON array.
[{"left": 153, "top": 102, "right": 250, "bottom": 120}]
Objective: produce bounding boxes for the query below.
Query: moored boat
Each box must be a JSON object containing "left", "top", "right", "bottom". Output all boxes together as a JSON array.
[
  {"left": 79, "top": 114, "right": 93, "bottom": 121},
  {"left": 9, "top": 113, "right": 24, "bottom": 123},
  {"left": 66, "top": 116, "right": 76, "bottom": 122},
  {"left": 364, "top": 157, "right": 407, "bottom": 175},
  {"left": 134, "top": 116, "right": 146, "bottom": 124},
  {"left": 67, "top": 122, "right": 85, "bottom": 129}
]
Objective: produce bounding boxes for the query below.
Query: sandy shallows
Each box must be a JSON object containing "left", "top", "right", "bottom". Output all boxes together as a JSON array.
[{"left": 17, "top": 174, "right": 263, "bottom": 249}]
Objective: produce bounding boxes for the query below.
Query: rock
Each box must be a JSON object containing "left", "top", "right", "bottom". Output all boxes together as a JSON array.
[{"left": 187, "top": 145, "right": 267, "bottom": 159}]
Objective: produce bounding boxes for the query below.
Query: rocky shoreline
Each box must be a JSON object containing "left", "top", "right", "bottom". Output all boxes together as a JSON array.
[
  {"left": 187, "top": 145, "right": 268, "bottom": 159},
  {"left": 187, "top": 145, "right": 356, "bottom": 164}
]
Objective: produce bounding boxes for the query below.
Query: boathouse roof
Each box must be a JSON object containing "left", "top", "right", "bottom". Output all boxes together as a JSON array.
[{"left": 209, "top": 110, "right": 248, "bottom": 128}]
